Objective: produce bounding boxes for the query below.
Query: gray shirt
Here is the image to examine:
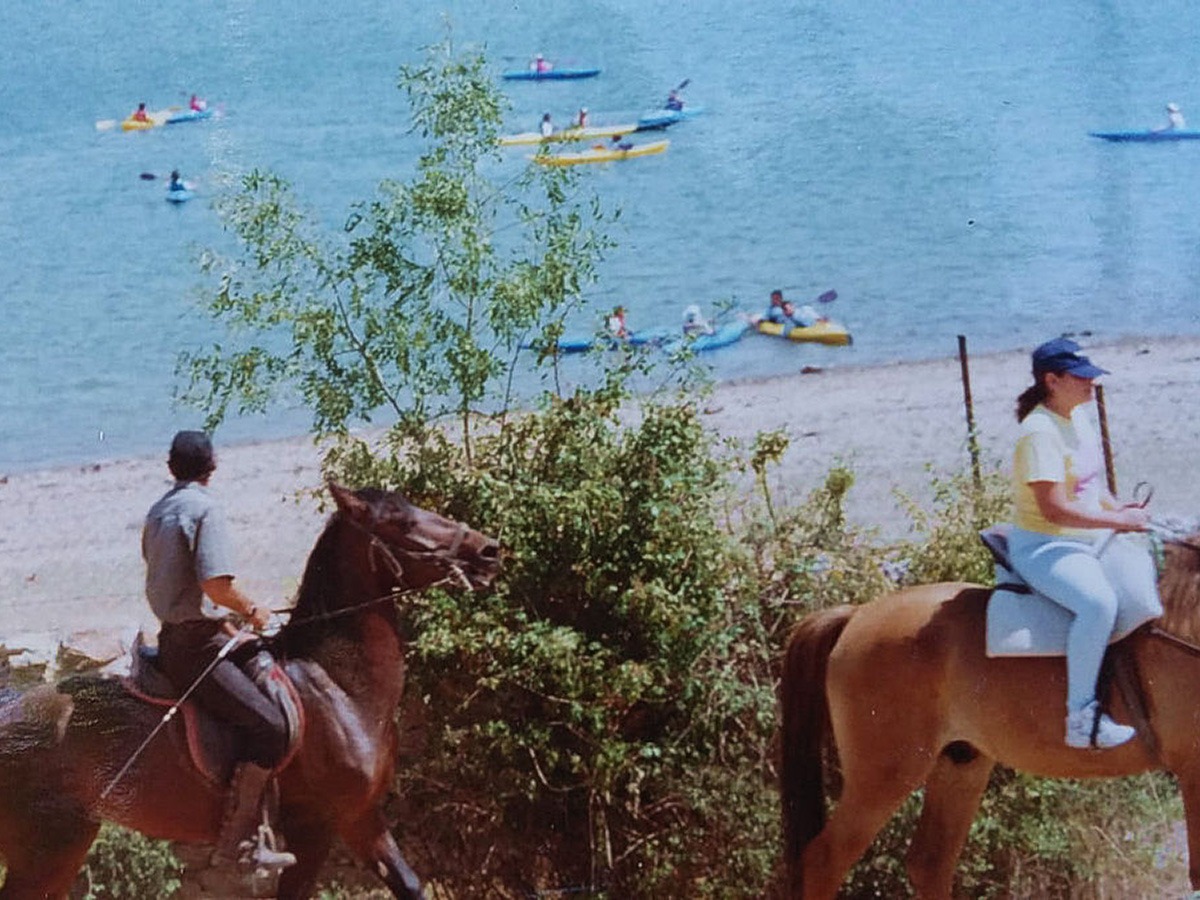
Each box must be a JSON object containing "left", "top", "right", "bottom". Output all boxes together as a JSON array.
[{"left": 142, "top": 481, "right": 235, "bottom": 624}]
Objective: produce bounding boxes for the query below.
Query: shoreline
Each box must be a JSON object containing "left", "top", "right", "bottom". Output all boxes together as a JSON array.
[{"left": 3, "top": 334, "right": 1199, "bottom": 640}]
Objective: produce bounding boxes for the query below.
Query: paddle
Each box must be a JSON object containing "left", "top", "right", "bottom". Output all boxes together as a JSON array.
[
  {"left": 140, "top": 172, "right": 198, "bottom": 191},
  {"left": 816, "top": 289, "right": 837, "bottom": 303}
]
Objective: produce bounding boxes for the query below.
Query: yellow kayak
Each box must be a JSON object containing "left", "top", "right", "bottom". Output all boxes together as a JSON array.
[
  {"left": 500, "top": 123, "right": 639, "bottom": 146},
  {"left": 532, "top": 139, "right": 670, "bottom": 167},
  {"left": 755, "top": 318, "right": 852, "bottom": 346},
  {"left": 119, "top": 107, "right": 178, "bottom": 131}
]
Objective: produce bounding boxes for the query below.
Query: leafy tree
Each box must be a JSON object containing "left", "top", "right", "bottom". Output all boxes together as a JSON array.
[{"left": 181, "top": 37, "right": 614, "bottom": 463}]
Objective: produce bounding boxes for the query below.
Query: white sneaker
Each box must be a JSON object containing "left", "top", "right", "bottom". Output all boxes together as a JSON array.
[{"left": 1065, "top": 701, "right": 1135, "bottom": 750}]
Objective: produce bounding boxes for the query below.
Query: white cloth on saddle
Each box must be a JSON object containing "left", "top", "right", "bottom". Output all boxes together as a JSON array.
[{"left": 985, "top": 532, "right": 1163, "bottom": 657}]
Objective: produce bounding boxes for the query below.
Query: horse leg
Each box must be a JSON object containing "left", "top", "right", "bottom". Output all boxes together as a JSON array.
[
  {"left": 341, "top": 808, "right": 424, "bottom": 900},
  {"left": 905, "top": 745, "right": 994, "bottom": 899},
  {"left": 798, "top": 758, "right": 934, "bottom": 900},
  {"left": 0, "top": 817, "right": 99, "bottom": 899},
  {"left": 1178, "top": 771, "right": 1200, "bottom": 888},
  {"left": 274, "top": 815, "right": 334, "bottom": 900}
]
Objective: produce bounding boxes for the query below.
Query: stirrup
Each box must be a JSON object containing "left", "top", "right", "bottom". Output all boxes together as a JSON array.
[{"left": 245, "top": 822, "right": 296, "bottom": 871}]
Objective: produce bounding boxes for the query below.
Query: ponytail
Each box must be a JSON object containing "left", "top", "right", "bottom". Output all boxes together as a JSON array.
[{"left": 1015, "top": 381, "right": 1047, "bottom": 422}]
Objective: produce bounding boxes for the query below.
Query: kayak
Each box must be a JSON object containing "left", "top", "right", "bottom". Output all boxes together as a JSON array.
[
  {"left": 502, "top": 67, "right": 601, "bottom": 81},
  {"left": 523, "top": 325, "right": 670, "bottom": 354},
  {"left": 499, "top": 123, "right": 638, "bottom": 146},
  {"left": 119, "top": 107, "right": 176, "bottom": 131},
  {"left": 754, "top": 318, "right": 852, "bottom": 346},
  {"left": 166, "top": 107, "right": 214, "bottom": 124},
  {"left": 525, "top": 320, "right": 747, "bottom": 354},
  {"left": 636, "top": 106, "right": 705, "bottom": 131},
  {"left": 165, "top": 189, "right": 194, "bottom": 204},
  {"left": 1089, "top": 129, "right": 1200, "bottom": 142},
  {"left": 532, "top": 139, "right": 669, "bottom": 167},
  {"left": 681, "top": 319, "right": 749, "bottom": 352}
]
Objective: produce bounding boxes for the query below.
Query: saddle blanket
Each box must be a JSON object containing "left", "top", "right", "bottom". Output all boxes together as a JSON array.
[{"left": 984, "top": 530, "right": 1163, "bottom": 657}]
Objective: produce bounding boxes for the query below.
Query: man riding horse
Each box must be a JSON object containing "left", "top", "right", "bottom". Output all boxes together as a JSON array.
[{"left": 142, "top": 430, "right": 296, "bottom": 872}]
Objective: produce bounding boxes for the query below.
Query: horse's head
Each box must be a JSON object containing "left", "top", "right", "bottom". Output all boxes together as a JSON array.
[{"left": 328, "top": 482, "right": 502, "bottom": 594}]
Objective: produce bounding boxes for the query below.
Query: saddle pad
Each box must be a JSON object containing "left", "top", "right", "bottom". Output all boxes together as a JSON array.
[{"left": 986, "top": 585, "right": 1162, "bottom": 657}]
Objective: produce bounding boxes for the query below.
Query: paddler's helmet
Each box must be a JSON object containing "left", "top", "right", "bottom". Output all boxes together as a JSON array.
[{"left": 1168, "top": 102, "right": 1181, "bottom": 112}]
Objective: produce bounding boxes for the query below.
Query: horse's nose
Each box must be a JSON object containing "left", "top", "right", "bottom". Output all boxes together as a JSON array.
[{"left": 480, "top": 540, "right": 501, "bottom": 562}]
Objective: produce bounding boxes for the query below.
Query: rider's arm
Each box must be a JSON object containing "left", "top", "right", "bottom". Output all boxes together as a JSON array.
[
  {"left": 1027, "top": 480, "right": 1150, "bottom": 532},
  {"left": 201, "top": 576, "right": 271, "bottom": 630}
]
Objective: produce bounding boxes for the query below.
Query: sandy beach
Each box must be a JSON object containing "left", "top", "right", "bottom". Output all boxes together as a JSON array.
[{"left": 3, "top": 335, "right": 1199, "bottom": 643}]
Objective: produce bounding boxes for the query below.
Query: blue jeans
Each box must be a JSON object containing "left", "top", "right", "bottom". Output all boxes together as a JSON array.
[{"left": 1006, "top": 527, "right": 1160, "bottom": 713}]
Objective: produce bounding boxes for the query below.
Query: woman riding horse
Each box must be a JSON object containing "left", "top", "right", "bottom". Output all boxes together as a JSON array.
[{"left": 778, "top": 340, "right": 1196, "bottom": 899}]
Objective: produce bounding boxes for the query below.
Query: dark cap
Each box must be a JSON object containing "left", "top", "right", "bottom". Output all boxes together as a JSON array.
[
  {"left": 168, "top": 430, "right": 216, "bottom": 481},
  {"left": 1031, "top": 338, "right": 1109, "bottom": 379}
]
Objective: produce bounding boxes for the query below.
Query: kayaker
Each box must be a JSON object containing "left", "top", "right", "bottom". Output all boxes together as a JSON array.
[
  {"left": 168, "top": 170, "right": 187, "bottom": 193},
  {"left": 666, "top": 89, "right": 684, "bottom": 112},
  {"left": 765, "top": 290, "right": 819, "bottom": 329},
  {"left": 607, "top": 305, "right": 628, "bottom": 339},
  {"left": 609, "top": 135, "right": 634, "bottom": 151},
  {"left": 539, "top": 113, "right": 554, "bottom": 138},
  {"left": 784, "top": 302, "right": 820, "bottom": 328},
  {"left": 763, "top": 289, "right": 789, "bottom": 324},
  {"left": 531, "top": 54, "right": 552, "bottom": 74},
  {"left": 574, "top": 107, "right": 589, "bottom": 129},
  {"left": 682, "top": 304, "right": 713, "bottom": 336},
  {"left": 1157, "top": 102, "right": 1186, "bottom": 131},
  {"left": 189, "top": 94, "right": 208, "bottom": 112},
  {"left": 131, "top": 102, "right": 149, "bottom": 123}
]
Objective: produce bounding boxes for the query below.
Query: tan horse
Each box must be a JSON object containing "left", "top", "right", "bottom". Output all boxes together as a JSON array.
[{"left": 779, "top": 531, "right": 1200, "bottom": 899}]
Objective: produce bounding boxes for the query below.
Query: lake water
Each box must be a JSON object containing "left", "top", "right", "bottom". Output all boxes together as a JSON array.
[{"left": 4, "top": 0, "right": 1200, "bottom": 471}]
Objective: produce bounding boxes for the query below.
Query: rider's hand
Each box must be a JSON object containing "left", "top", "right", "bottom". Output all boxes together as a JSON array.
[
  {"left": 1114, "top": 506, "right": 1151, "bottom": 532},
  {"left": 245, "top": 604, "right": 272, "bottom": 631}
]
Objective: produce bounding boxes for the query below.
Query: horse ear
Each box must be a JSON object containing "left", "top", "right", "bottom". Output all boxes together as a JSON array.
[{"left": 328, "top": 482, "right": 367, "bottom": 519}]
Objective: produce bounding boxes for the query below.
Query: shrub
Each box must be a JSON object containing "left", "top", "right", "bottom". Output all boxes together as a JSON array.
[{"left": 75, "top": 824, "right": 181, "bottom": 899}]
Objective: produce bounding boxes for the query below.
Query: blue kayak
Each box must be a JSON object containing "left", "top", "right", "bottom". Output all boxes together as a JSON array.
[
  {"left": 1089, "top": 129, "right": 1200, "bottom": 142},
  {"left": 525, "top": 321, "right": 747, "bottom": 354},
  {"left": 636, "top": 106, "right": 704, "bottom": 131},
  {"left": 680, "top": 319, "right": 748, "bottom": 352},
  {"left": 502, "top": 67, "right": 601, "bottom": 81},
  {"left": 166, "top": 108, "right": 214, "bottom": 124},
  {"left": 165, "top": 189, "right": 194, "bottom": 204}
]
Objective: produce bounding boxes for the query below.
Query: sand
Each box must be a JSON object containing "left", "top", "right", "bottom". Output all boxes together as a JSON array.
[{"left": 3, "top": 335, "right": 1199, "bottom": 642}]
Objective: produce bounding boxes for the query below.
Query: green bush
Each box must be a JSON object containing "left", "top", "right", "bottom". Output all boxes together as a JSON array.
[{"left": 75, "top": 824, "right": 181, "bottom": 899}]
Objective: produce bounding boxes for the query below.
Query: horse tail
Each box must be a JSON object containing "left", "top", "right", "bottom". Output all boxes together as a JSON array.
[{"left": 780, "top": 604, "right": 855, "bottom": 874}]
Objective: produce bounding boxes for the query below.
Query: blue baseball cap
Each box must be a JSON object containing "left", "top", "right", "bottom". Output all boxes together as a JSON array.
[{"left": 1031, "top": 338, "right": 1109, "bottom": 378}]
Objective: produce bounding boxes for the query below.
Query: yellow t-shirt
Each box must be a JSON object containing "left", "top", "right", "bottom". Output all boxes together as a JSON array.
[{"left": 1012, "top": 403, "right": 1105, "bottom": 537}]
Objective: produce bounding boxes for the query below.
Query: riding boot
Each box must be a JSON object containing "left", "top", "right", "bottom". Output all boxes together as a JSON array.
[{"left": 212, "top": 762, "right": 297, "bottom": 871}]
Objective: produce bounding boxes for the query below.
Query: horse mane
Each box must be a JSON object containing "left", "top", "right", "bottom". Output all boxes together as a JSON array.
[
  {"left": 276, "top": 488, "right": 416, "bottom": 658},
  {"left": 1153, "top": 527, "right": 1200, "bottom": 642}
]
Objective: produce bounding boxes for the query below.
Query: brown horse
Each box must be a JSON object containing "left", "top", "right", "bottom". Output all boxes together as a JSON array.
[
  {"left": 780, "top": 530, "right": 1200, "bottom": 899},
  {"left": 0, "top": 483, "right": 501, "bottom": 899}
]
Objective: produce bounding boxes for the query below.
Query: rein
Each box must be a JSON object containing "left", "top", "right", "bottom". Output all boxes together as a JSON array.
[{"left": 279, "top": 515, "right": 473, "bottom": 630}]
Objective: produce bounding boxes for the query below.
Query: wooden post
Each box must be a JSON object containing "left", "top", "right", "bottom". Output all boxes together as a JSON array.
[
  {"left": 957, "top": 335, "right": 983, "bottom": 493},
  {"left": 1095, "top": 383, "right": 1117, "bottom": 496}
]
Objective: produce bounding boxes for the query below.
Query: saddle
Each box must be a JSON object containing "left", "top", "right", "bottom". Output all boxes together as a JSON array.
[
  {"left": 123, "top": 633, "right": 304, "bottom": 788},
  {"left": 980, "top": 524, "right": 1162, "bottom": 657}
]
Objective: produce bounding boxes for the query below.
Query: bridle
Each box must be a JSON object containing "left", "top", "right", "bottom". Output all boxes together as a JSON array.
[{"left": 283, "top": 515, "right": 476, "bottom": 629}]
